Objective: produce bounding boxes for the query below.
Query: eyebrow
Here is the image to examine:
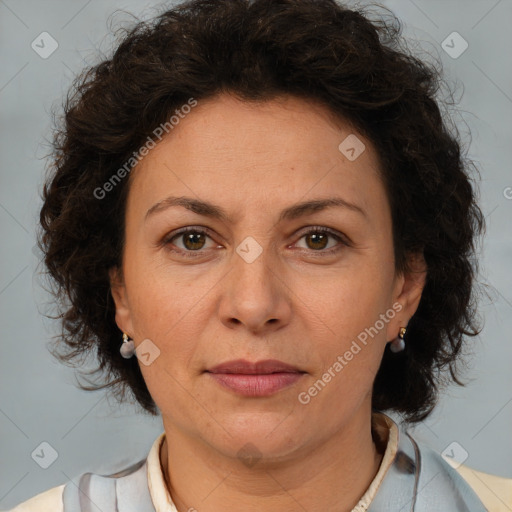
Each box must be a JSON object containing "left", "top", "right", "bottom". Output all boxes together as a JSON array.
[{"left": 145, "top": 195, "right": 367, "bottom": 223}]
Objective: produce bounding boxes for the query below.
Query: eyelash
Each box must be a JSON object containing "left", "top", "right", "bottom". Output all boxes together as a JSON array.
[{"left": 163, "top": 226, "right": 349, "bottom": 259}]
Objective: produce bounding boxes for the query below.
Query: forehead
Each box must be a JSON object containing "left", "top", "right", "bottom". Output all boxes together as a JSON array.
[
  {"left": 126, "top": 93, "right": 387, "bottom": 223},
  {"left": 139, "top": 93, "right": 373, "bottom": 168}
]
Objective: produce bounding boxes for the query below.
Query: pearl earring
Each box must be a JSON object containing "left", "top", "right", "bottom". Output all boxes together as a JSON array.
[
  {"left": 390, "top": 327, "right": 406, "bottom": 353},
  {"left": 120, "top": 332, "right": 135, "bottom": 359}
]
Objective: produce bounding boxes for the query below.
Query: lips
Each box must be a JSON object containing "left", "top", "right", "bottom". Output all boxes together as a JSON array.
[
  {"left": 206, "top": 359, "right": 305, "bottom": 397},
  {"left": 207, "top": 359, "right": 302, "bottom": 374}
]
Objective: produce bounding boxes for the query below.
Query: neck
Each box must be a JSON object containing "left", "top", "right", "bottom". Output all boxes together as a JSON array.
[{"left": 159, "top": 410, "right": 386, "bottom": 512}]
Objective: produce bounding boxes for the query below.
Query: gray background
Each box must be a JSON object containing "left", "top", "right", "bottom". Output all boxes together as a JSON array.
[{"left": 1, "top": 0, "right": 511, "bottom": 509}]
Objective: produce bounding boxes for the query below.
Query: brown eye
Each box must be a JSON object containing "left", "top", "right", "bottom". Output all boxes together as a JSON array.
[
  {"left": 164, "top": 228, "right": 218, "bottom": 257},
  {"left": 295, "top": 227, "right": 348, "bottom": 255},
  {"left": 304, "top": 232, "right": 329, "bottom": 250},
  {"left": 180, "top": 231, "right": 207, "bottom": 251}
]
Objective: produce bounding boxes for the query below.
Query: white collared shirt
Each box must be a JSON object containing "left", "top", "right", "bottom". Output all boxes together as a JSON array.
[{"left": 7, "top": 412, "right": 511, "bottom": 511}]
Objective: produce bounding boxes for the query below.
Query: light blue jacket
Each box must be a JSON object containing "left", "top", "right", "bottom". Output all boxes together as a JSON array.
[{"left": 61, "top": 427, "right": 488, "bottom": 511}]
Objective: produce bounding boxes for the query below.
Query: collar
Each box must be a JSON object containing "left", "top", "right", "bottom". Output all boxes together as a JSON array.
[
  {"left": 146, "top": 411, "right": 400, "bottom": 512},
  {"left": 62, "top": 411, "right": 487, "bottom": 511}
]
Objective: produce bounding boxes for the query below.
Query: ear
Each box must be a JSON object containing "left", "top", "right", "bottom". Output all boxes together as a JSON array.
[
  {"left": 109, "top": 266, "right": 134, "bottom": 337},
  {"left": 386, "top": 251, "right": 427, "bottom": 341}
]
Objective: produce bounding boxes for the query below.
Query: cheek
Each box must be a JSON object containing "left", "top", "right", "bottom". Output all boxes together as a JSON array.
[
  {"left": 307, "top": 266, "right": 390, "bottom": 338},
  {"left": 300, "top": 287, "right": 387, "bottom": 423},
  {"left": 303, "top": 264, "right": 391, "bottom": 390},
  {"left": 125, "top": 245, "right": 199, "bottom": 332},
  {"left": 124, "top": 259, "right": 206, "bottom": 384}
]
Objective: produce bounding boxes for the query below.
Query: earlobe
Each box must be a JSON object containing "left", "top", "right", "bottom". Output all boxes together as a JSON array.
[
  {"left": 398, "top": 252, "right": 427, "bottom": 314},
  {"left": 109, "top": 267, "right": 123, "bottom": 306},
  {"left": 394, "top": 252, "right": 427, "bottom": 320},
  {"left": 108, "top": 266, "right": 134, "bottom": 336},
  {"left": 387, "top": 252, "right": 427, "bottom": 342}
]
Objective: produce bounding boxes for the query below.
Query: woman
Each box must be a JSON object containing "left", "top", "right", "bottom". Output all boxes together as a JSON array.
[{"left": 10, "top": 0, "right": 511, "bottom": 510}]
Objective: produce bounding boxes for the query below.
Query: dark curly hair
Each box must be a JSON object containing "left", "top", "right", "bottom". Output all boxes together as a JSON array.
[{"left": 37, "top": 0, "right": 485, "bottom": 424}]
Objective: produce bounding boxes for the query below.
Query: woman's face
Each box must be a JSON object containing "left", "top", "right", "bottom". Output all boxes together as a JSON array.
[{"left": 110, "top": 93, "right": 425, "bottom": 460}]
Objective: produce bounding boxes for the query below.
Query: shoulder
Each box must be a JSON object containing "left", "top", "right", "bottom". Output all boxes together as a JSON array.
[
  {"left": 6, "top": 484, "right": 65, "bottom": 512},
  {"left": 450, "top": 459, "right": 512, "bottom": 512},
  {"left": 414, "top": 433, "right": 512, "bottom": 512},
  {"left": 5, "top": 433, "right": 166, "bottom": 512}
]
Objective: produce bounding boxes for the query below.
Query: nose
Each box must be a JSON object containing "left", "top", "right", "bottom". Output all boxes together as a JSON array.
[{"left": 217, "top": 240, "right": 292, "bottom": 335}]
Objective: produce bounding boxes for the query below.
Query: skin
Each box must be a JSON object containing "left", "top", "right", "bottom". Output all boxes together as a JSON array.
[{"left": 110, "top": 93, "right": 426, "bottom": 512}]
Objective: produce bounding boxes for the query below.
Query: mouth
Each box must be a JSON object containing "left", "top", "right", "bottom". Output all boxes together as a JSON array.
[
  {"left": 205, "top": 359, "right": 306, "bottom": 397},
  {"left": 207, "top": 359, "right": 303, "bottom": 374}
]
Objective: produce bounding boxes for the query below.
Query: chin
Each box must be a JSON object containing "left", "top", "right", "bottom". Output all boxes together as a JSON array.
[{"left": 209, "top": 413, "right": 305, "bottom": 463}]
